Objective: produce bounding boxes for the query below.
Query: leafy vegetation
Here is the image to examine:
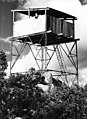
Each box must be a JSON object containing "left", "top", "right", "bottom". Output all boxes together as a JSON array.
[
  {"left": 0, "top": 50, "right": 8, "bottom": 79},
  {"left": 0, "top": 51, "right": 87, "bottom": 119}
]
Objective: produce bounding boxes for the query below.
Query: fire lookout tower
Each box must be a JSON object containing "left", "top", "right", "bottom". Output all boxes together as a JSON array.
[{"left": 10, "top": 7, "right": 79, "bottom": 85}]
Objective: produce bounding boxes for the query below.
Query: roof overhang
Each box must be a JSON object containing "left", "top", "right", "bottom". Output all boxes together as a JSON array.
[{"left": 11, "top": 7, "right": 77, "bottom": 20}]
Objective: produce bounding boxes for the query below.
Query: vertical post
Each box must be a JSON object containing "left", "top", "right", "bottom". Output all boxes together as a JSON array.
[
  {"left": 73, "top": 19, "right": 78, "bottom": 85},
  {"left": 73, "top": 19, "right": 79, "bottom": 119},
  {"left": 45, "top": 8, "right": 47, "bottom": 70},
  {"left": 41, "top": 46, "right": 44, "bottom": 70},
  {"left": 76, "top": 39, "right": 79, "bottom": 119},
  {"left": 10, "top": 40, "right": 13, "bottom": 76},
  {"left": 12, "top": 10, "right": 15, "bottom": 37},
  {"left": 76, "top": 41, "right": 79, "bottom": 85},
  {"left": 73, "top": 19, "right": 75, "bottom": 39},
  {"left": 10, "top": 10, "right": 14, "bottom": 76}
]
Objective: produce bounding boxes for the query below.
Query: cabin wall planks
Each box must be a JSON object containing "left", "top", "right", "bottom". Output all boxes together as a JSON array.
[{"left": 47, "top": 15, "right": 74, "bottom": 38}]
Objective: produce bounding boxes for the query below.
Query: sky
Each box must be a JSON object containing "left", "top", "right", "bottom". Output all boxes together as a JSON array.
[{"left": 0, "top": 0, "right": 87, "bottom": 85}]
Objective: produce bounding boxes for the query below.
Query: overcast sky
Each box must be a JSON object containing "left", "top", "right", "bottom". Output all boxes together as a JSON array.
[{"left": 0, "top": 0, "right": 87, "bottom": 85}]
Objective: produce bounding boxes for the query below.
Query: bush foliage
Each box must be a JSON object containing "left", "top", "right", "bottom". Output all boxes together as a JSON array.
[
  {"left": 0, "top": 50, "right": 8, "bottom": 78},
  {"left": 0, "top": 51, "right": 87, "bottom": 119}
]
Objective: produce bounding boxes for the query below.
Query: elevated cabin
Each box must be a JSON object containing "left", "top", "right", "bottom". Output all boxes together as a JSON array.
[{"left": 12, "top": 7, "right": 77, "bottom": 46}]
